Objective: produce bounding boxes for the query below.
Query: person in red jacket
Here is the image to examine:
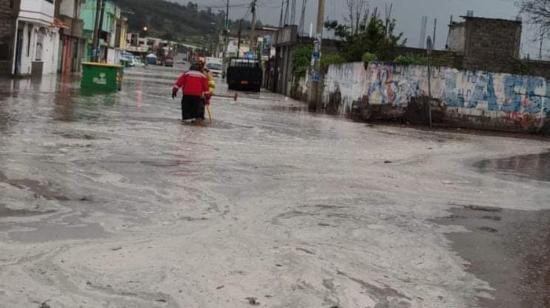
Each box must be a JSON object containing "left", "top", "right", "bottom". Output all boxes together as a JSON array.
[{"left": 172, "top": 65, "right": 210, "bottom": 122}]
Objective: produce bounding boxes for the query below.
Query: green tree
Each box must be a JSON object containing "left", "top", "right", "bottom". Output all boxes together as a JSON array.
[
  {"left": 325, "top": 14, "right": 405, "bottom": 62},
  {"left": 291, "top": 46, "right": 313, "bottom": 77}
]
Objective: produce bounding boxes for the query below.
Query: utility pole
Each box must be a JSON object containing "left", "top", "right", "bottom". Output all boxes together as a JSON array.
[
  {"left": 433, "top": 18, "right": 437, "bottom": 48},
  {"left": 249, "top": 0, "right": 258, "bottom": 53},
  {"left": 316, "top": 0, "right": 325, "bottom": 40},
  {"left": 97, "top": 0, "right": 106, "bottom": 62},
  {"left": 284, "top": 0, "right": 290, "bottom": 25},
  {"left": 92, "top": 0, "right": 104, "bottom": 62},
  {"left": 299, "top": 0, "right": 307, "bottom": 35},
  {"left": 223, "top": 0, "right": 229, "bottom": 61},
  {"left": 427, "top": 36, "right": 433, "bottom": 128},
  {"left": 540, "top": 28, "right": 544, "bottom": 60},
  {"left": 290, "top": 0, "right": 296, "bottom": 25},
  {"left": 237, "top": 19, "right": 243, "bottom": 57},
  {"left": 309, "top": 0, "right": 325, "bottom": 109},
  {"left": 225, "top": 0, "right": 230, "bottom": 30},
  {"left": 279, "top": 0, "right": 285, "bottom": 28}
]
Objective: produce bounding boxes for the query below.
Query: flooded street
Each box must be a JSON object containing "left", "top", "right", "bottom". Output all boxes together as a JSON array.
[{"left": 0, "top": 66, "right": 549, "bottom": 308}]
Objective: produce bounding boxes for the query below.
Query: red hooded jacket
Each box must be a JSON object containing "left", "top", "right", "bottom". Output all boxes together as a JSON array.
[{"left": 173, "top": 70, "right": 209, "bottom": 97}]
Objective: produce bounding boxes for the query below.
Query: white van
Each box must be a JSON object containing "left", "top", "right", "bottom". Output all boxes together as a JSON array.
[{"left": 206, "top": 58, "right": 223, "bottom": 77}]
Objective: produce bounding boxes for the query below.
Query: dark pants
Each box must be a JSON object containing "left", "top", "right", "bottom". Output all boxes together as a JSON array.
[{"left": 181, "top": 95, "right": 205, "bottom": 120}]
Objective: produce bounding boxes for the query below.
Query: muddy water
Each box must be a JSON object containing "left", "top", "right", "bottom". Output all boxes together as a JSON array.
[
  {"left": 474, "top": 152, "right": 550, "bottom": 182},
  {"left": 1, "top": 67, "right": 550, "bottom": 307},
  {"left": 439, "top": 206, "right": 550, "bottom": 308}
]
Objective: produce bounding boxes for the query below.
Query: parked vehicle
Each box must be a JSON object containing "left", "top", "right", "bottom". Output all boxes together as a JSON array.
[
  {"left": 164, "top": 56, "right": 174, "bottom": 67},
  {"left": 146, "top": 54, "right": 158, "bottom": 65},
  {"left": 206, "top": 62, "right": 223, "bottom": 77},
  {"left": 120, "top": 52, "right": 136, "bottom": 67},
  {"left": 226, "top": 58, "right": 262, "bottom": 92}
]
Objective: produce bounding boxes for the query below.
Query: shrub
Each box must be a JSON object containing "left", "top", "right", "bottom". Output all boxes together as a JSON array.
[
  {"left": 320, "top": 53, "right": 346, "bottom": 71},
  {"left": 291, "top": 46, "right": 313, "bottom": 77},
  {"left": 393, "top": 54, "right": 428, "bottom": 65},
  {"left": 362, "top": 52, "right": 377, "bottom": 64}
]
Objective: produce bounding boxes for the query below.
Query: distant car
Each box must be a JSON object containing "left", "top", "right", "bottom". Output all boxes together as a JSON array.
[
  {"left": 132, "top": 58, "right": 145, "bottom": 67},
  {"left": 206, "top": 62, "right": 223, "bottom": 77},
  {"left": 164, "top": 57, "right": 174, "bottom": 67},
  {"left": 120, "top": 52, "right": 135, "bottom": 67}
]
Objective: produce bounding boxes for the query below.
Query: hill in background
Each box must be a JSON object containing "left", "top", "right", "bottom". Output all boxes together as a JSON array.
[{"left": 113, "top": 0, "right": 225, "bottom": 46}]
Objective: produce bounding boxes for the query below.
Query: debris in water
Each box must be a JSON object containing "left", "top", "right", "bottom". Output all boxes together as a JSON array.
[
  {"left": 246, "top": 297, "right": 260, "bottom": 305},
  {"left": 39, "top": 301, "right": 51, "bottom": 308}
]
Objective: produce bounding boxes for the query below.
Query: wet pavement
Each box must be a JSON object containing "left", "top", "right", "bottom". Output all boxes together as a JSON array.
[
  {"left": 0, "top": 65, "right": 549, "bottom": 308},
  {"left": 438, "top": 206, "right": 550, "bottom": 308},
  {"left": 475, "top": 151, "right": 550, "bottom": 182}
]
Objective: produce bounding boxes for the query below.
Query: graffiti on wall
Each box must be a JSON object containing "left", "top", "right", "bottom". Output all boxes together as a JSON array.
[
  {"left": 324, "top": 62, "right": 550, "bottom": 128},
  {"left": 323, "top": 62, "right": 368, "bottom": 115}
]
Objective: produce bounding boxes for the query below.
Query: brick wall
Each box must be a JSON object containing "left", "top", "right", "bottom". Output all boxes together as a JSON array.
[
  {"left": 0, "top": 0, "right": 16, "bottom": 75},
  {"left": 462, "top": 17, "right": 522, "bottom": 73}
]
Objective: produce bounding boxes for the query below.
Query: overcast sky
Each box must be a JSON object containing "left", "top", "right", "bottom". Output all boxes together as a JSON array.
[{"left": 183, "top": 0, "right": 546, "bottom": 58}]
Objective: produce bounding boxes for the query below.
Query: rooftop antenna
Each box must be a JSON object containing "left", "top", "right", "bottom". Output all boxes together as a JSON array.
[
  {"left": 433, "top": 18, "right": 437, "bottom": 48},
  {"left": 298, "top": 0, "right": 308, "bottom": 35}
]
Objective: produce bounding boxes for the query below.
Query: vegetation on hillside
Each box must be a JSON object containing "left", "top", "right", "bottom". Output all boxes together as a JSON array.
[{"left": 113, "top": 0, "right": 225, "bottom": 46}]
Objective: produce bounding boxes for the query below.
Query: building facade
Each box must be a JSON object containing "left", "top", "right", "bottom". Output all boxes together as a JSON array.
[
  {"left": 55, "top": 0, "right": 84, "bottom": 73},
  {"left": 447, "top": 16, "right": 522, "bottom": 73},
  {"left": 81, "top": 0, "right": 124, "bottom": 64},
  {"left": 13, "top": 0, "right": 60, "bottom": 76}
]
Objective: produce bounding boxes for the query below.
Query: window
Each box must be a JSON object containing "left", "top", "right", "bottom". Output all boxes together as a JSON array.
[{"left": 36, "top": 29, "right": 45, "bottom": 61}]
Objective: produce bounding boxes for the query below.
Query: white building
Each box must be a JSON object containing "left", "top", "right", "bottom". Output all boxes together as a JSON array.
[{"left": 12, "top": 0, "right": 60, "bottom": 76}]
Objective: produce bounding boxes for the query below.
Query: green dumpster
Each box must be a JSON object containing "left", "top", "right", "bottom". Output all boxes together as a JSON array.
[{"left": 81, "top": 62, "right": 124, "bottom": 92}]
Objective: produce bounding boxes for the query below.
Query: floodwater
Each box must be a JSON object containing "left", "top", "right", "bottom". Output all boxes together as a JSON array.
[
  {"left": 438, "top": 206, "right": 550, "bottom": 308},
  {"left": 475, "top": 152, "right": 550, "bottom": 182},
  {"left": 0, "top": 65, "right": 550, "bottom": 308}
]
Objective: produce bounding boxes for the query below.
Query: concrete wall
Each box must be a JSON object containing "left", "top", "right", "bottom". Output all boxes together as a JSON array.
[
  {"left": 15, "top": 22, "right": 59, "bottom": 76},
  {"left": 322, "top": 62, "right": 368, "bottom": 115},
  {"left": 322, "top": 62, "right": 550, "bottom": 133}
]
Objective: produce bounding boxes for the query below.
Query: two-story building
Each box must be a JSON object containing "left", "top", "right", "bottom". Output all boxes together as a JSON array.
[
  {"left": 13, "top": 0, "right": 60, "bottom": 76},
  {"left": 55, "top": 0, "right": 84, "bottom": 73},
  {"left": 81, "top": 0, "right": 125, "bottom": 64}
]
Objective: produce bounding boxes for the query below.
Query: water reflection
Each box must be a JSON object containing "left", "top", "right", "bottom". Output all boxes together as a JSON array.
[{"left": 475, "top": 151, "right": 550, "bottom": 182}]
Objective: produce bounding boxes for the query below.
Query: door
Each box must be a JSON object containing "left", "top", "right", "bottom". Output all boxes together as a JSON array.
[{"left": 14, "top": 27, "right": 23, "bottom": 75}]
